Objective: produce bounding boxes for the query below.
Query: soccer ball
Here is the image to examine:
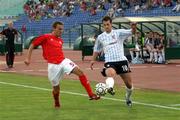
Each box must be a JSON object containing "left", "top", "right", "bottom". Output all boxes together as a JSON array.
[{"left": 95, "top": 83, "right": 107, "bottom": 96}]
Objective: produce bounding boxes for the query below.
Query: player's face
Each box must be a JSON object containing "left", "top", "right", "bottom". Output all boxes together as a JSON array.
[
  {"left": 54, "top": 24, "right": 64, "bottom": 37},
  {"left": 103, "top": 20, "right": 112, "bottom": 33}
]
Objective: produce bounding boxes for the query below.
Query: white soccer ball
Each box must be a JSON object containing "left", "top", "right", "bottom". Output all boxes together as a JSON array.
[{"left": 95, "top": 83, "right": 107, "bottom": 96}]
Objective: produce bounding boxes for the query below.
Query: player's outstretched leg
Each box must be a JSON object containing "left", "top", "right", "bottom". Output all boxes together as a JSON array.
[
  {"left": 72, "top": 67, "right": 100, "bottom": 100},
  {"left": 79, "top": 74, "right": 100, "bottom": 100}
]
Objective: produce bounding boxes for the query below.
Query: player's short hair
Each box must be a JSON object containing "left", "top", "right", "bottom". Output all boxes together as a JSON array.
[
  {"left": 102, "top": 16, "right": 112, "bottom": 23},
  {"left": 52, "top": 21, "right": 63, "bottom": 28}
]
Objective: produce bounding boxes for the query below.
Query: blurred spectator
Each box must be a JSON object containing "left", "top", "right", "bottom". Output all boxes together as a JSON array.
[
  {"left": 90, "top": 1, "right": 97, "bottom": 15},
  {"left": 144, "top": 32, "right": 154, "bottom": 63},
  {"left": 107, "top": 8, "right": 115, "bottom": 18},
  {"left": 80, "top": 0, "right": 87, "bottom": 11},
  {"left": 121, "top": 0, "right": 131, "bottom": 9},
  {"left": 129, "top": 32, "right": 142, "bottom": 62},
  {"left": 152, "top": 33, "right": 165, "bottom": 63},
  {"left": 97, "top": 2, "right": 106, "bottom": 10},
  {"left": 172, "top": 0, "right": 180, "bottom": 12},
  {"left": 162, "top": 0, "right": 172, "bottom": 7},
  {"left": 152, "top": 0, "right": 162, "bottom": 7},
  {"left": 113, "top": 0, "right": 124, "bottom": 16}
]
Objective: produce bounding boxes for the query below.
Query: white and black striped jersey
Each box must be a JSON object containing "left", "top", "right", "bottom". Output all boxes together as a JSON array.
[{"left": 94, "top": 29, "right": 132, "bottom": 62}]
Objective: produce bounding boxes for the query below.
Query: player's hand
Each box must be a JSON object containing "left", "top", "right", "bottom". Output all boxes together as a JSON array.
[
  {"left": 24, "top": 59, "right": 30, "bottom": 66},
  {"left": 90, "top": 60, "right": 95, "bottom": 70}
]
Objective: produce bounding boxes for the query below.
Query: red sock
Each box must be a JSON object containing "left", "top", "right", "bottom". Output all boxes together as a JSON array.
[{"left": 79, "top": 74, "right": 94, "bottom": 97}]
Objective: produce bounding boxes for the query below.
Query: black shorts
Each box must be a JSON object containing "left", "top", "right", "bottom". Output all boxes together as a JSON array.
[{"left": 101, "top": 60, "right": 131, "bottom": 77}]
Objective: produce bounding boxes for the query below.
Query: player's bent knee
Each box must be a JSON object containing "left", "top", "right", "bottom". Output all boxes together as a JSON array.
[
  {"left": 72, "top": 67, "right": 84, "bottom": 76},
  {"left": 106, "top": 68, "right": 116, "bottom": 77}
]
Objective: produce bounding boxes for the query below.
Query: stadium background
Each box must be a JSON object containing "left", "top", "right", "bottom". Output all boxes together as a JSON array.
[{"left": 0, "top": 0, "right": 180, "bottom": 120}]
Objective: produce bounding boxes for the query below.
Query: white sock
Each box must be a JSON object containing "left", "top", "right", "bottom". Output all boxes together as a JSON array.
[
  {"left": 105, "top": 77, "right": 114, "bottom": 88},
  {"left": 135, "top": 51, "right": 139, "bottom": 59},
  {"left": 158, "top": 53, "right": 163, "bottom": 63},
  {"left": 125, "top": 87, "right": 133, "bottom": 101},
  {"left": 162, "top": 50, "right": 165, "bottom": 61},
  {"left": 149, "top": 52, "right": 153, "bottom": 62},
  {"left": 130, "top": 51, "right": 134, "bottom": 60},
  {"left": 154, "top": 52, "right": 158, "bottom": 62}
]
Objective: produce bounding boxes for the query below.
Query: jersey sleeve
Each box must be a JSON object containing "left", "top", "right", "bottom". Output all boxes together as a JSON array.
[
  {"left": 32, "top": 35, "right": 46, "bottom": 47},
  {"left": 93, "top": 36, "right": 103, "bottom": 53},
  {"left": 117, "top": 29, "right": 132, "bottom": 41}
]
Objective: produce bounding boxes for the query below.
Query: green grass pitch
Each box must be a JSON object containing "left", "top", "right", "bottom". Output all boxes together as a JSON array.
[{"left": 0, "top": 73, "right": 180, "bottom": 120}]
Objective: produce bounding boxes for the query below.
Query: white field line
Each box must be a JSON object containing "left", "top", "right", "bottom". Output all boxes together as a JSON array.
[
  {"left": 0, "top": 81, "right": 180, "bottom": 111},
  {"left": 169, "top": 104, "right": 180, "bottom": 107}
]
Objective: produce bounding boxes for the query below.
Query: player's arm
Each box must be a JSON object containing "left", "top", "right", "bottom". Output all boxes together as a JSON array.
[
  {"left": 24, "top": 35, "right": 45, "bottom": 66},
  {"left": 24, "top": 44, "right": 35, "bottom": 66},
  {"left": 90, "top": 36, "right": 102, "bottom": 70},
  {"left": 90, "top": 52, "right": 99, "bottom": 70}
]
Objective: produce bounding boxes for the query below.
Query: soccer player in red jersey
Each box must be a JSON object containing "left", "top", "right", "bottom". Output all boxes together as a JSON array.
[{"left": 24, "top": 21, "right": 100, "bottom": 108}]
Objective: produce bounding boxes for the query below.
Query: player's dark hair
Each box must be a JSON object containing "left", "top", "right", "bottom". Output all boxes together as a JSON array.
[
  {"left": 102, "top": 16, "right": 112, "bottom": 23},
  {"left": 52, "top": 21, "right": 63, "bottom": 28}
]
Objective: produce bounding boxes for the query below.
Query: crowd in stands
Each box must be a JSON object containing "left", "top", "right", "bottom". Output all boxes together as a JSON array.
[
  {"left": 23, "top": 0, "right": 76, "bottom": 21},
  {"left": 23, "top": 0, "right": 179, "bottom": 21},
  {"left": 23, "top": 0, "right": 112, "bottom": 21},
  {"left": 107, "top": 0, "right": 179, "bottom": 18}
]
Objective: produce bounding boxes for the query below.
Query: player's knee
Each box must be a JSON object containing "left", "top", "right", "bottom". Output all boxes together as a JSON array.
[
  {"left": 73, "top": 67, "right": 84, "bottom": 76},
  {"left": 105, "top": 68, "right": 116, "bottom": 77},
  {"left": 78, "top": 70, "right": 84, "bottom": 76}
]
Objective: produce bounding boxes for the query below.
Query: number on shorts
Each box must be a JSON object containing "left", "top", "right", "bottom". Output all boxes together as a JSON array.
[
  {"left": 122, "top": 65, "right": 128, "bottom": 72},
  {"left": 69, "top": 62, "right": 75, "bottom": 67}
]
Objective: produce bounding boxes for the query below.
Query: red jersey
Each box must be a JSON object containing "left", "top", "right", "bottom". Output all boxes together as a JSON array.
[{"left": 32, "top": 34, "right": 65, "bottom": 64}]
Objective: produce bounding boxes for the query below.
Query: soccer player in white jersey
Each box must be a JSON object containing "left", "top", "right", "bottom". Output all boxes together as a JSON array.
[{"left": 90, "top": 16, "right": 136, "bottom": 106}]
